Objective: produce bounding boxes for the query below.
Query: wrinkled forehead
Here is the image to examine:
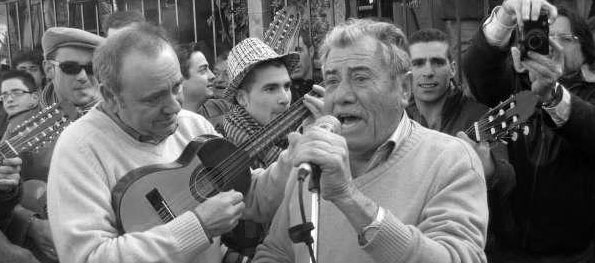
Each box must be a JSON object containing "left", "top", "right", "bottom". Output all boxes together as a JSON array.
[{"left": 323, "top": 40, "right": 383, "bottom": 72}]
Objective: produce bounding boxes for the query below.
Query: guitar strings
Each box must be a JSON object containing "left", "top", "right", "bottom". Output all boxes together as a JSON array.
[{"left": 172, "top": 98, "right": 310, "bottom": 203}]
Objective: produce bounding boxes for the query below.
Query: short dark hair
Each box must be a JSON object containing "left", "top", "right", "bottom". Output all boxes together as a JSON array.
[
  {"left": 175, "top": 43, "right": 207, "bottom": 79},
  {"left": 104, "top": 11, "right": 146, "bottom": 31},
  {"left": 12, "top": 49, "right": 43, "bottom": 69},
  {"left": 557, "top": 5, "right": 595, "bottom": 66},
  {"left": 409, "top": 28, "right": 452, "bottom": 61},
  {"left": 0, "top": 70, "right": 38, "bottom": 93},
  {"left": 239, "top": 60, "right": 288, "bottom": 92}
]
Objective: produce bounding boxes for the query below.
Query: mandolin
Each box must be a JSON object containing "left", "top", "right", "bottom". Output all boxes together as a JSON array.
[
  {"left": 2, "top": 102, "right": 79, "bottom": 218},
  {"left": 112, "top": 97, "right": 311, "bottom": 233}
]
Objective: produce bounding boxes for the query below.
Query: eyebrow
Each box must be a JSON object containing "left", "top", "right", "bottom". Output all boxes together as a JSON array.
[{"left": 141, "top": 79, "right": 184, "bottom": 100}]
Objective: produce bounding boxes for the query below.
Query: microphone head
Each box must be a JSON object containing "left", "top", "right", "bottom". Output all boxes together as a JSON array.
[{"left": 314, "top": 115, "right": 341, "bottom": 134}]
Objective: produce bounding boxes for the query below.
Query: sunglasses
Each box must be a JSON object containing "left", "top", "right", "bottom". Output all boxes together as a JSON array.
[{"left": 49, "top": 60, "right": 93, "bottom": 75}]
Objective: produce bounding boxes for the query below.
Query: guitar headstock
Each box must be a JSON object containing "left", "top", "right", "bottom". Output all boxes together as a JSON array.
[
  {"left": 4, "top": 102, "right": 78, "bottom": 156},
  {"left": 468, "top": 90, "right": 539, "bottom": 143},
  {"left": 263, "top": 5, "right": 301, "bottom": 55}
]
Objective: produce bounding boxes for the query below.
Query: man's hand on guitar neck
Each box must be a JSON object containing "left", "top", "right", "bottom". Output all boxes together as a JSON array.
[
  {"left": 193, "top": 190, "right": 245, "bottom": 239},
  {"left": 0, "top": 158, "right": 22, "bottom": 191}
]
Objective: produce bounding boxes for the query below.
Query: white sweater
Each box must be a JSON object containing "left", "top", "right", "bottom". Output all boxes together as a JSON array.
[{"left": 47, "top": 108, "right": 290, "bottom": 263}]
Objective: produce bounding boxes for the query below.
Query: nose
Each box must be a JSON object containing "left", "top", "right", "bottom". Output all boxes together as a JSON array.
[
  {"left": 76, "top": 68, "right": 91, "bottom": 82},
  {"left": 420, "top": 62, "right": 434, "bottom": 78},
  {"left": 330, "top": 80, "right": 356, "bottom": 106},
  {"left": 163, "top": 92, "right": 182, "bottom": 115},
  {"left": 207, "top": 68, "right": 216, "bottom": 82},
  {"left": 278, "top": 88, "right": 291, "bottom": 106}
]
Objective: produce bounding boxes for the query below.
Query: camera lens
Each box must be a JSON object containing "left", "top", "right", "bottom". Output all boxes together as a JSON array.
[{"left": 526, "top": 30, "right": 546, "bottom": 50}]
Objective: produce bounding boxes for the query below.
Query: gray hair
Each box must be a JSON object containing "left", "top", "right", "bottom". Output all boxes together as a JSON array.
[
  {"left": 320, "top": 19, "right": 411, "bottom": 81},
  {"left": 93, "top": 23, "right": 172, "bottom": 96}
]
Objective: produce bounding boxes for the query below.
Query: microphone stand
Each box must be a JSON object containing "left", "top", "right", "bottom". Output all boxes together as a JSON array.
[{"left": 310, "top": 185, "right": 320, "bottom": 263}]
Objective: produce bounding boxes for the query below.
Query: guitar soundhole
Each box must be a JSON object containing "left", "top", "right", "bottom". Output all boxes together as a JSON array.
[{"left": 189, "top": 166, "right": 221, "bottom": 202}]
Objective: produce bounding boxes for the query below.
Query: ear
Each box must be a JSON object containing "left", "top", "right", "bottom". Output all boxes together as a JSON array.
[
  {"left": 43, "top": 60, "right": 55, "bottom": 81},
  {"left": 399, "top": 71, "right": 413, "bottom": 106},
  {"left": 236, "top": 89, "right": 248, "bottom": 107},
  {"left": 100, "top": 83, "right": 120, "bottom": 109},
  {"left": 450, "top": 61, "right": 457, "bottom": 79},
  {"left": 30, "top": 92, "right": 39, "bottom": 101}
]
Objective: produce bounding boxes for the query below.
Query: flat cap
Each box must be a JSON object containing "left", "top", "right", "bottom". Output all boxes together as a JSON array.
[{"left": 42, "top": 27, "right": 105, "bottom": 58}]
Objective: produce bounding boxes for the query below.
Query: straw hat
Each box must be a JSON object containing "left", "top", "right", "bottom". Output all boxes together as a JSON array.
[{"left": 224, "top": 37, "right": 299, "bottom": 101}]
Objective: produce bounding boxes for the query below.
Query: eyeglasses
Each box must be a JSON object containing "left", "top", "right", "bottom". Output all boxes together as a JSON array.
[
  {"left": 550, "top": 34, "right": 579, "bottom": 43},
  {"left": 49, "top": 60, "right": 93, "bottom": 75},
  {"left": 0, "top": 90, "right": 32, "bottom": 101}
]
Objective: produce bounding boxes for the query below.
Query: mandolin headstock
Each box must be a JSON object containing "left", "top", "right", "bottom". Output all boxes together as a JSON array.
[
  {"left": 263, "top": 5, "right": 301, "bottom": 55},
  {"left": 467, "top": 90, "right": 539, "bottom": 143},
  {"left": 1, "top": 102, "right": 78, "bottom": 159}
]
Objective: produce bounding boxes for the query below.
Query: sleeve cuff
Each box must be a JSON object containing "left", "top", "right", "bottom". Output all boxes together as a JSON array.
[
  {"left": 543, "top": 86, "right": 571, "bottom": 127},
  {"left": 483, "top": 6, "right": 516, "bottom": 48},
  {"left": 361, "top": 210, "right": 412, "bottom": 262},
  {"left": 167, "top": 211, "right": 211, "bottom": 257}
]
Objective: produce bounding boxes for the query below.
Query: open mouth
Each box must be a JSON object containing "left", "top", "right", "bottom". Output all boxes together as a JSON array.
[
  {"left": 418, "top": 83, "right": 438, "bottom": 89},
  {"left": 335, "top": 113, "right": 363, "bottom": 129}
]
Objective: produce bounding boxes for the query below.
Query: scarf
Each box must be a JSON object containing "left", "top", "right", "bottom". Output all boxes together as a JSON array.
[{"left": 222, "top": 105, "right": 284, "bottom": 169}]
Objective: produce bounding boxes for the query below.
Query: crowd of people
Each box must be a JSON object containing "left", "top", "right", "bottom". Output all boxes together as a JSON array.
[{"left": 0, "top": 0, "right": 593, "bottom": 262}]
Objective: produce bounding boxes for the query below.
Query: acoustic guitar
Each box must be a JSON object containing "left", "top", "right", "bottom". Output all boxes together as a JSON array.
[{"left": 112, "top": 97, "right": 311, "bottom": 233}]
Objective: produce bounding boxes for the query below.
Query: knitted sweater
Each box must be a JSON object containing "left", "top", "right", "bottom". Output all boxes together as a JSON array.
[
  {"left": 254, "top": 121, "right": 488, "bottom": 263},
  {"left": 47, "top": 108, "right": 291, "bottom": 263}
]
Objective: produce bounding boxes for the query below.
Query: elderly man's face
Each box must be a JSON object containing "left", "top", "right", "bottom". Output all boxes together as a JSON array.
[
  {"left": 47, "top": 47, "right": 98, "bottom": 106},
  {"left": 323, "top": 37, "right": 405, "bottom": 154},
  {"left": 115, "top": 46, "right": 182, "bottom": 139}
]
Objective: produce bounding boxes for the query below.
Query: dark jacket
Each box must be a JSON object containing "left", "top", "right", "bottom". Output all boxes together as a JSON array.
[{"left": 463, "top": 28, "right": 595, "bottom": 256}]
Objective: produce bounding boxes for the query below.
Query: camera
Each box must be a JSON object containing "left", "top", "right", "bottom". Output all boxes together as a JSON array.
[{"left": 519, "top": 12, "right": 549, "bottom": 59}]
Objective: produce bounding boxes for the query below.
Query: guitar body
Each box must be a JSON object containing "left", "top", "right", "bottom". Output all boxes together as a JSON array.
[{"left": 112, "top": 135, "right": 251, "bottom": 233}]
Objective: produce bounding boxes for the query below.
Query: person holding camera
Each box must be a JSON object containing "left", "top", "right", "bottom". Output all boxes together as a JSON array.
[{"left": 463, "top": 0, "right": 595, "bottom": 262}]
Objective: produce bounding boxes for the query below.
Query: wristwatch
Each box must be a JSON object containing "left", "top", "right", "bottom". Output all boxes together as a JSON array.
[
  {"left": 542, "top": 82, "right": 563, "bottom": 108},
  {"left": 358, "top": 207, "right": 385, "bottom": 246}
]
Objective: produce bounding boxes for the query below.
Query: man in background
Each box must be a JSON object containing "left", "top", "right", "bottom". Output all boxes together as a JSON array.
[{"left": 104, "top": 10, "right": 145, "bottom": 36}]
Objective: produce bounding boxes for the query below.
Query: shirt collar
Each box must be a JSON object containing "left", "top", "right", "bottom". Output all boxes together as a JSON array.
[
  {"left": 97, "top": 102, "right": 166, "bottom": 145},
  {"left": 365, "top": 111, "right": 412, "bottom": 172}
]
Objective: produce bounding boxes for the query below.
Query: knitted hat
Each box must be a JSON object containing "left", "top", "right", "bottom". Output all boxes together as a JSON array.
[
  {"left": 42, "top": 27, "right": 104, "bottom": 58},
  {"left": 224, "top": 38, "right": 299, "bottom": 101}
]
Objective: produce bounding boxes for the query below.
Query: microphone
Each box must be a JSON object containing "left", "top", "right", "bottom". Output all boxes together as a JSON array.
[{"left": 296, "top": 115, "right": 341, "bottom": 193}]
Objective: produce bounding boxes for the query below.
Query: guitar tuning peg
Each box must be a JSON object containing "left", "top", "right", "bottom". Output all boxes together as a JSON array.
[
  {"left": 490, "top": 127, "right": 496, "bottom": 135},
  {"left": 512, "top": 115, "right": 518, "bottom": 123},
  {"left": 511, "top": 132, "right": 519, "bottom": 142},
  {"left": 523, "top": 125, "right": 530, "bottom": 136},
  {"left": 501, "top": 122, "right": 507, "bottom": 129},
  {"left": 499, "top": 109, "right": 505, "bottom": 115},
  {"left": 488, "top": 115, "right": 494, "bottom": 122}
]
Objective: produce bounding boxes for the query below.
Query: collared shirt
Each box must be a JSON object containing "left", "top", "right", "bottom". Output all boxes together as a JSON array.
[
  {"left": 365, "top": 111, "right": 412, "bottom": 172},
  {"left": 483, "top": 6, "right": 571, "bottom": 126},
  {"left": 97, "top": 102, "right": 167, "bottom": 144}
]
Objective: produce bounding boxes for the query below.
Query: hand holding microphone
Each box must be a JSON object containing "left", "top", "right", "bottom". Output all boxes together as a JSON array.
[{"left": 293, "top": 115, "right": 355, "bottom": 202}]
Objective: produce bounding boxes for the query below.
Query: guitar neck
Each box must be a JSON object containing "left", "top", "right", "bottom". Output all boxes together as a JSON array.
[
  {"left": 239, "top": 98, "right": 310, "bottom": 158},
  {"left": 0, "top": 140, "right": 19, "bottom": 161}
]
